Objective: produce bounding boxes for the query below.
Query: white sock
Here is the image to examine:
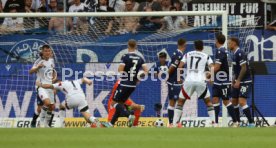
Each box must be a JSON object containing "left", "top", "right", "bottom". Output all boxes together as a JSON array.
[
  {"left": 207, "top": 106, "right": 215, "bottom": 123},
  {"left": 89, "top": 116, "right": 97, "bottom": 123},
  {"left": 59, "top": 109, "right": 66, "bottom": 128},
  {"left": 44, "top": 111, "right": 52, "bottom": 127},
  {"left": 39, "top": 106, "right": 48, "bottom": 127},
  {"left": 173, "top": 106, "right": 183, "bottom": 125}
]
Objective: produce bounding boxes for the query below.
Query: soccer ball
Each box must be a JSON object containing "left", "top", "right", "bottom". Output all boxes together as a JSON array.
[{"left": 154, "top": 118, "right": 164, "bottom": 127}]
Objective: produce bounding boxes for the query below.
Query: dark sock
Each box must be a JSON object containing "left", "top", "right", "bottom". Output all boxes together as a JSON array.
[
  {"left": 234, "top": 106, "right": 241, "bottom": 122},
  {"left": 110, "top": 104, "right": 130, "bottom": 125},
  {"left": 227, "top": 105, "right": 237, "bottom": 122},
  {"left": 48, "top": 114, "right": 54, "bottom": 127},
  {"left": 214, "top": 104, "right": 220, "bottom": 124},
  {"left": 243, "top": 106, "right": 254, "bottom": 124},
  {"left": 168, "top": 108, "right": 174, "bottom": 124},
  {"left": 31, "top": 113, "right": 39, "bottom": 123}
]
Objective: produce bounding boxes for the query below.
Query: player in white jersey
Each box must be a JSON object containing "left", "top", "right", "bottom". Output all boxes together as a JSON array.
[
  {"left": 36, "top": 77, "right": 102, "bottom": 127},
  {"left": 173, "top": 40, "right": 216, "bottom": 127},
  {"left": 29, "top": 45, "right": 56, "bottom": 128}
]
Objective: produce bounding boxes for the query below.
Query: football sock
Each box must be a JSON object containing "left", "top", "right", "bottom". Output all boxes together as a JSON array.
[
  {"left": 133, "top": 109, "right": 141, "bottom": 126},
  {"left": 40, "top": 105, "right": 48, "bottom": 127},
  {"left": 59, "top": 109, "right": 66, "bottom": 127},
  {"left": 207, "top": 106, "right": 215, "bottom": 123},
  {"left": 45, "top": 111, "right": 52, "bottom": 127},
  {"left": 48, "top": 114, "right": 54, "bottom": 127},
  {"left": 88, "top": 116, "right": 97, "bottom": 123},
  {"left": 110, "top": 103, "right": 130, "bottom": 125},
  {"left": 226, "top": 103, "right": 237, "bottom": 123},
  {"left": 234, "top": 105, "right": 241, "bottom": 122},
  {"left": 242, "top": 105, "right": 254, "bottom": 124},
  {"left": 31, "top": 112, "right": 39, "bottom": 123},
  {"left": 213, "top": 103, "right": 220, "bottom": 124},
  {"left": 168, "top": 106, "right": 174, "bottom": 124},
  {"left": 173, "top": 105, "right": 183, "bottom": 125}
]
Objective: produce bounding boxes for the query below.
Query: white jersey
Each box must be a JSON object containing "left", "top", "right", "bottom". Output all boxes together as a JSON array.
[
  {"left": 181, "top": 51, "right": 213, "bottom": 82},
  {"left": 163, "top": 16, "right": 185, "bottom": 31},
  {"left": 68, "top": 3, "right": 85, "bottom": 12},
  {"left": 33, "top": 57, "right": 55, "bottom": 84},
  {"left": 53, "top": 79, "right": 84, "bottom": 98}
]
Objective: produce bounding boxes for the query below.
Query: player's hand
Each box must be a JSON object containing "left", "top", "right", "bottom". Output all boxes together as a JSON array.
[
  {"left": 35, "top": 81, "right": 42, "bottom": 87},
  {"left": 177, "top": 79, "right": 183, "bottom": 84},
  {"left": 233, "top": 80, "right": 240, "bottom": 88}
]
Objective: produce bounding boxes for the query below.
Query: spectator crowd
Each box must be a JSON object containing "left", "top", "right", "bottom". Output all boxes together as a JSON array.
[{"left": 0, "top": 0, "right": 190, "bottom": 34}]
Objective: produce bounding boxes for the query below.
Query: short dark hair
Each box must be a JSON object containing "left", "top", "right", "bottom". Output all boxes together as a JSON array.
[
  {"left": 128, "top": 39, "right": 137, "bottom": 48},
  {"left": 216, "top": 33, "right": 226, "bottom": 44},
  {"left": 158, "top": 52, "right": 167, "bottom": 58},
  {"left": 41, "top": 44, "right": 51, "bottom": 50},
  {"left": 177, "top": 38, "right": 186, "bottom": 46},
  {"left": 194, "top": 40, "right": 204, "bottom": 51},
  {"left": 229, "top": 37, "right": 240, "bottom": 46}
]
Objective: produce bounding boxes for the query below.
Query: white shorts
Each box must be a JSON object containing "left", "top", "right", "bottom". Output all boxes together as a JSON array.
[
  {"left": 66, "top": 93, "right": 88, "bottom": 112},
  {"left": 37, "top": 87, "right": 55, "bottom": 104},
  {"left": 179, "top": 81, "right": 210, "bottom": 100}
]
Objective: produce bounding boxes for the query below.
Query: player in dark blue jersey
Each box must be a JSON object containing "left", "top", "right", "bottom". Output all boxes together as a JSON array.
[
  {"left": 153, "top": 52, "right": 170, "bottom": 78},
  {"left": 167, "top": 38, "right": 186, "bottom": 126},
  {"left": 212, "top": 34, "right": 238, "bottom": 127},
  {"left": 109, "top": 39, "right": 149, "bottom": 127},
  {"left": 228, "top": 37, "right": 254, "bottom": 127}
]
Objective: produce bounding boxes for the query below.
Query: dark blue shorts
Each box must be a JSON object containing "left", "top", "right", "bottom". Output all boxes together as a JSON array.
[
  {"left": 168, "top": 84, "right": 182, "bottom": 100},
  {"left": 213, "top": 84, "right": 231, "bottom": 100},
  {"left": 231, "top": 83, "right": 252, "bottom": 99},
  {"left": 113, "top": 84, "right": 135, "bottom": 103}
]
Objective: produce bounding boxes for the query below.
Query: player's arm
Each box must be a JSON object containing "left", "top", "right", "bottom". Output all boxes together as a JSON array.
[
  {"left": 168, "top": 54, "right": 181, "bottom": 75},
  {"left": 236, "top": 54, "right": 247, "bottom": 83},
  {"left": 207, "top": 56, "right": 214, "bottom": 80},
  {"left": 36, "top": 81, "right": 54, "bottom": 89},
  {"left": 81, "top": 77, "right": 92, "bottom": 86},
  {"left": 236, "top": 63, "right": 247, "bottom": 82},
  {"left": 29, "top": 62, "right": 44, "bottom": 74},
  {"left": 213, "top": 51, "right": 223, "bottom": 73}
]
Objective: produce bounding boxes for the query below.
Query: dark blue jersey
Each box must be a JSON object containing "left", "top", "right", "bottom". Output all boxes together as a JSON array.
[
  {"left": 232, "top": 48, "right": 251, "bottom": 82},
  {"left": 119, "top": 52, "right": 145, "bottom": 87},
  {"left": 167, "top": 49, "right": 184, "bottom": 85},
  {"left": 214, "top": 47, "right": 231, "bottom": 85}
]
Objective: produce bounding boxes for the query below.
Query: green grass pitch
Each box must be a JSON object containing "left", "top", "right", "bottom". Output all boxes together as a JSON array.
[{"left": 0, "top": 128, "right": 276, "bottom": 148}]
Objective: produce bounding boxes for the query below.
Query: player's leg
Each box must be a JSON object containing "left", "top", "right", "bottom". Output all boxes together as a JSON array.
[
  {"left": 231, "top": 87, "right": 241, "bottom": 123},
  {"left": 48, "top": 104, "right": 55, "bottom": 127},
  {"left": 212, "top": 85, "right": 221, "bottom": 124},
  {"left": 167, "top": 84, "right": 174, "bottom": 125},
  {"left": 44, "top": 89, "right": 55, "bottom": 127},
  {"left": 37, "top": 88, "right": 52, "bottom": 128},
  {"left": 110, "top": 85, "right": 135, "bottom": 127},
  {"left": 168, "top": 84, "right": 181, "bottom": 126},
  {"left": 173, "top": 82, "right": 190, "bottom": 126},
  {"left": 126, "top": 99, "right": 145, "bottom": 126},
  {"left": 31, "top": 94, "right": 43, "bottom": 127},
  {"left": 239, "top": 84, "right": 254, "bottom": 127},
  {"left": 198, "top": 83, "right": 215, "bottom": 125},
  {"left": 59, "top": 102, "right": 66, "bottom": 128},
  {"left": 221, "top": 85, "right": 238, "bottom": 126}
]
